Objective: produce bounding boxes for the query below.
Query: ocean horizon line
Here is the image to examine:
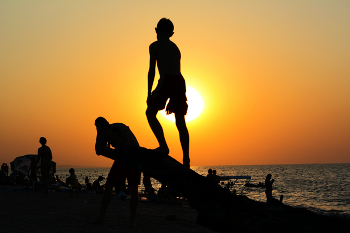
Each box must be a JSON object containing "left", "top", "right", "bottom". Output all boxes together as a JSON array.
[{"left": 56, "top": 162, "right": 350, "bottom": 169}]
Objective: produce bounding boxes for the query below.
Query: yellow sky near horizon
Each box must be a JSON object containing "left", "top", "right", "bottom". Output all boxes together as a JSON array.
[{"left": 1, "top": 1, "right": 350, "bottom": 167}]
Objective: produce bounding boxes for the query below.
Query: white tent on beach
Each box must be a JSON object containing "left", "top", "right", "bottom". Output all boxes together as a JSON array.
[{"left": 10, "top": 154, "right": 56, "bottom": 178}]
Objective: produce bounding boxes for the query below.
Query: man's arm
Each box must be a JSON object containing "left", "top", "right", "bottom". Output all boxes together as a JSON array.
[
  {"left": 147, "top": 43, "right": 157, "bottom": 103},
  {"left": 95, "top": 130, "right": 129, "bottom": 155},
  {"left": 95, "top": 133, "right": 107, "bottom": 156}
]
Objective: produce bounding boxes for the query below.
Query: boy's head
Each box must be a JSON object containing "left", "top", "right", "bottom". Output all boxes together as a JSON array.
[
  {"left": 266, "top": 174, "right": 272, "bottom": 180},
  {"left": 156, "top": 18, "right": 174, "bottom": 38},
  {"left": 39, "top": 137, "right": 47, "bottom": 145},
  {"left": 69, "top": 168, "right": 75, "bottom": 174}
]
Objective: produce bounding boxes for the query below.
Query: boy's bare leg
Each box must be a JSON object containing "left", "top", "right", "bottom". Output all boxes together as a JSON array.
[
  {"left": 146, "top": 107, "right": 169, "bottom": 153},
  {"left": 91, "top": 183, "right": 113, "bottom": 224},
  {"left": 175, "top": 113, "right": 190, "bottom": 167},
  {"left": 42, "top": 165, "right": 49, "bottom": 194},
  {"left": 129, "top": 185, "right": 139, "bottom": 227}
]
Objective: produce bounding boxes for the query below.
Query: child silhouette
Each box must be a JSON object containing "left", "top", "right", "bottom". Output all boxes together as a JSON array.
[{"left": 146, "top": 18, "right": 190, "bottom": 167}]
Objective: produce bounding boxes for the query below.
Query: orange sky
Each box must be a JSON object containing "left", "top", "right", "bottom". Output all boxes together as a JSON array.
[{"left": 1, "top": 1, "right": 350, "bottom": 167}]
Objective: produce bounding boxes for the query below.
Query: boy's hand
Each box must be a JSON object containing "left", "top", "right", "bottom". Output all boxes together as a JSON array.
[{"left": 147, "top": 95, "right": 152, "bottom": 106}]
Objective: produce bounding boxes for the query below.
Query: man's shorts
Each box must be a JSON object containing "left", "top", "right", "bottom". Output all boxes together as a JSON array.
[
  {"left": 149, "top": 73, "right": 188, "bottom": 115},
  {"left": 106, "top": 160, "right": 141, "bottom": 186}
]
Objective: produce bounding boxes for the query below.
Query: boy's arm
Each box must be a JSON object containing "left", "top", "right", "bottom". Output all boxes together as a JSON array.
[
  {"left": 36, "top": 149, "right": 41, "bottom": 164},
  {"left": 48, "top": 147, "right": 52, "bottom": 161},
  {"left": 147, "top": 43, "right": 157, "bottom": 104}
]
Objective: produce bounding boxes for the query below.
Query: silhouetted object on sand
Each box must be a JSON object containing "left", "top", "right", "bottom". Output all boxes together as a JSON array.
[
  {"left": 97, "top": 144, "right": 350, "bottom": 233},
  {"left": 92, "top": 176, "right": 104, "bottom": 192},
  {"left": 265, "top": 173, "right": 283, "bottom": 205},
  {"left": 92, "top": 117, "right": 144, "bottom": 226},
  {"left": 69, "top": 168, "right": 79, "bottom": 197},
  {"left": 1, "top": 163, "right": 9, "bottom": 176},
  {"left": 37, "top": 137, "right": 53, "bottom": 194},
  {"left": 9, "top": 154, "right": 56, "bottom": 187},
  {"left": 28, "top": 157, "right": 38, "bottom": 192},
  {"left": 146, "top": 18, "right": 190, "bottom": 167}
]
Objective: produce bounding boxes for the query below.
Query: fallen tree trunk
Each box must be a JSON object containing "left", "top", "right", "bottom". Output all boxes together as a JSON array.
[{"left": 100, "top": 145, "right": 350, "bottom": 233}]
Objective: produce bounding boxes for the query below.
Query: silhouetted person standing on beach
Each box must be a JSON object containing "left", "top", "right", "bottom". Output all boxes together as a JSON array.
[
  {"left": 265, "top": 174, "right": 275, "bottom": 203},
  {"left": 37, "top": 137, "right": 52, "bottom": 194},
  {"left": 265, "top": 174, "right": 283, "bottom": 205},
  {"left": 146, "top": 18, "right": 190, "bottom": 167}
]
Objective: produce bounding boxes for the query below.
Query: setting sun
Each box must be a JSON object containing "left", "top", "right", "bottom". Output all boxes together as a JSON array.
[{"left": 160, "top": 86, "right": 205, "bottom": 122}]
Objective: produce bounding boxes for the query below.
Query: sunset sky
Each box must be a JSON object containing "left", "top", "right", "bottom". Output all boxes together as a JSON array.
[{"left": 1, "top": 1, "right": 349, "bottom": 167}]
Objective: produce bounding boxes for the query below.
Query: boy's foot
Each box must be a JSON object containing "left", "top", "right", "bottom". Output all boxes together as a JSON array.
[
  {"left": 151, "top": 147, "right": 169, "bottom": 155},
  {"left": 183, "top": 158, "right": 190, "bottom": 168},
  {"left": 91, "top": 216, "right": 104, "bottom": 224}
]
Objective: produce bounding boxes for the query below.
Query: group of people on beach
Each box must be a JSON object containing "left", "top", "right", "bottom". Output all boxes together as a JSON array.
[
  {"left": 4, "top": 18, "right": 285, "bottom": 229},
  {"left": 4, "top": 18, "right": 190, "bottom": 227},
  {"left": 206, "top": 168, "right": 220, "bottom": 183},
  {"left": 205, "top": 168, "right": 283, "bottom": 205},
  {"left": 25, "top": 137, "right": 53, "bottom": 194}
]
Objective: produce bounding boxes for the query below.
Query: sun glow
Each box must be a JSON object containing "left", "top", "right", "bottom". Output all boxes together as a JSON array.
[{"left": 160, "top": 86, "right": 205, "bottom": 122}]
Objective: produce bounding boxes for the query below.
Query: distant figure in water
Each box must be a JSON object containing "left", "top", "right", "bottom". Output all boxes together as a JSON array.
[
  {"left": 206, "top": 168, "right": 213, "bottom": 179},
  {"left": 69, "top": 168, "right": 79, "bottom": 197},
  {"left": 206, "top": 168, "right": 219, "bottom": 183},
  {"left": 36, "top": 137, "right": 52, "bottom": 194},
  {"left": 146, "top": 18, "right": 190, "bottom": 167},
  {"left": 212, "top": 169, "right": 220, "bottom": 183},
  {"left": 265, "top": 174, "right": 283, "bottom": 205},
  {"left": 265, "top": 174, "right": 274, "bottom": 203},
  {"left": 92, "top": 116, "right": 150, "bottom": 226}
]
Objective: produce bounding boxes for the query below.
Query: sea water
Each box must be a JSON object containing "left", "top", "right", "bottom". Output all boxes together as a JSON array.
[{"left": 56, "top": 163, "right": 350, "bottom": 218}]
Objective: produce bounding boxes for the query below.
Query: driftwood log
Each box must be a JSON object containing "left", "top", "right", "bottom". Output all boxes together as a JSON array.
[{"left": 101, "top": 145, "right": 350, "bottom": 233}]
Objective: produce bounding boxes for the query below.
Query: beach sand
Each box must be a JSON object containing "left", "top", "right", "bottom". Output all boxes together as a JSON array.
[{"left": 0, "top": 185, "right": 216, "bottom": 233}]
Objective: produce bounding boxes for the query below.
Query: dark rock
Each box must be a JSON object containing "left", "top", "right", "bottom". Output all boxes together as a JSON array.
[{"left": 101, "top": 145, "right": 350, "bottom": 233}]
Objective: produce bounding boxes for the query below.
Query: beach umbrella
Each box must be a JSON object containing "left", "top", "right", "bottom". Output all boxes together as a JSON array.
[{"left": 10, "top": 154, "right": 56, "bottom": 178}]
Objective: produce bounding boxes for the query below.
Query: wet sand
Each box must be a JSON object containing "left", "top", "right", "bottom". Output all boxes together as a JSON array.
[{"left": 0, "top": 185, "right": 215, "bottom": 233}]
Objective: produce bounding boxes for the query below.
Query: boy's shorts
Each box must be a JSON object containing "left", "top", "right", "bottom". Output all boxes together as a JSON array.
[
  {"left": 149, "top": 73, "right": 188, "bottom": 115},
  {"left": 106, "top": 160, "right": 141, "bottom": 186}
]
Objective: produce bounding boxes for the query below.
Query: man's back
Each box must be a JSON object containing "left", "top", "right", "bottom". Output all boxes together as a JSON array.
[
  {"left": 38, "top": 145, "right": 52, "bottom": 163},
  {"left": 151, "top": 40, "right": 181, "bottom": 76}
]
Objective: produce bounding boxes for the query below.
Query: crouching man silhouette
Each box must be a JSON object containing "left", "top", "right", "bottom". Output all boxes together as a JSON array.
[{"left": 92, "top": 117, "right": 150, "bottom": 226}]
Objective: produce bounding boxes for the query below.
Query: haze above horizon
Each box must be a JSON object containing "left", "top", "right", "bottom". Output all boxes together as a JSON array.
[{"left": 1, "top": 1, "right": 349, "bottom": 167}]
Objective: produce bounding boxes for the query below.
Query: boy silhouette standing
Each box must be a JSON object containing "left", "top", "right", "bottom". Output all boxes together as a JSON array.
[
  {"left": 37, "top": 137, "right": 52, "bottom": 194},
  {"left": 146, "top": 18, "right": 190, "bottom": 167}
]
